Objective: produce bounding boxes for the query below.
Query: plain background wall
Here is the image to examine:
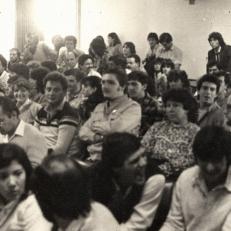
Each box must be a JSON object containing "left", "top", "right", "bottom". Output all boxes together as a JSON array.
[{"left": 80, "top": 0, "right": 231, "bottom": 79}]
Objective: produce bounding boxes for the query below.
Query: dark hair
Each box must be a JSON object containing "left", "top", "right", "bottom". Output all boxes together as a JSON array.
[
  {"left": 162, "top": 59, "right": 174, "bottom": 70},
  {"left": 147, "top": 32, "right": 159, "bottom": 42},
  {"left": 108, "top": 55, "right": 127, "bottom": 69},
  {"left": 90, "top": 37, "right": 107, "bottom": 57},
  {"left": 30, "top": 67, "right": 49, "bottom": 94},
  {"left": 0, "top": 54, "right": 7, "bottom": 70},
  {"left": 159, "top": 33, "right": 173, "bottom": 44},
  {"left": 208, "top": 32, "right": 226, "bottom": 47},
  {"left": 64, "top": 35, "right": 77, "bottom": 47},
  {"left": 10, "top": 63, "right": 30, "bottom": 79},
  {"left": 108, "top": 32, "right": 121, "bottom": 45},
  {"left": 197, "top": 74, "right": 220, "bottom": 93},
  {"left": 31, "top": 155, "right": 91, "bottom": 222},
  {"left": 26, "top": 60, "right": 41, "bottom": 71},
  {"left": 0, "top": 96, "right": 19, "bottom": 116},
  {"left": 167, "top": 70, "right": 190, "bottom": 89},
  {"left": 41, "top": 61, "right": 57, "bottom": 71},
  {"left": 123, "top": 42, "right": 136, "bottom": 55},
  {"left": 103, "top": 68, "right": 128, "bottom": 87},
  {"left": 154, "top": 57, "right": 164, "bottom": 65},
  {"left": 207, "top": 60, "right": 219, "bottom": 69},
  {"left": 215, "top": 70, "right": 230, "bottom": 85},
  {"left": 43, "top": 71, "right": 68, "bottom": 91},
  {"left": 128, "top": 71, "right": 148, "bottom": 85},
  {"left": 0, "top": 143, "right": 32, "bottom": 197},
  {"left": 64, "top": 68, "right": 85, "bottom": 82},
  {"left": 78, "top": 54, "right": 93, "bottom": 66},
  {"left": 127, "top": 54, "right": 141, "bottom": 65},
  {"left": 14, "top": 77, "right": 32, "bottom": 91},
  {"left": 163, "top": 88, "right": 198, "bottom": 123},
  {"left": 193, "top": 126, "right": 231, "bottom": 162},
  {"left": 101, "top": 133, "right": 141, "bottom": 172}
]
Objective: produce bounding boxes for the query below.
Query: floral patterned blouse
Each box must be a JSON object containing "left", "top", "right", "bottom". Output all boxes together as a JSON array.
[{"left": 141, "top": 120, "right": 200, "bottom": 180}]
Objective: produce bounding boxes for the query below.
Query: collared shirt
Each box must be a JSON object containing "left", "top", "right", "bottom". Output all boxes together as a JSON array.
[
  {"left": 198, "top": 102, "right": 225, "bottom": 128},
  {"left": 160, "top": 166, "right": 231, "bottom": 231},
  {"left": 4, "top": 120, "right": 47, "bottom": 167},
  {"left": 156, "top": 44, "right": 183, "bottom": 65},
  {"left": 35, "top": 101, "right": 79, "bottom": 156}
]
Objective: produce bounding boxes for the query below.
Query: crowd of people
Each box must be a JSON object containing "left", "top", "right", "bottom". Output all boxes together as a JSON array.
[{"left": 0, "top": 30, "right": 231, "bottom": 230}]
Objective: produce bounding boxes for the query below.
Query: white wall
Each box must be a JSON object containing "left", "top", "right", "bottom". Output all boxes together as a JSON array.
[{"left": 80, "top": 0, "right": 231, "bottom": 79}]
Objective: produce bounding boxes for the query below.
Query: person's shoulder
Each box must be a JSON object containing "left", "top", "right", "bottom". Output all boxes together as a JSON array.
[
  {"left": 178, "top": 166, "right": 199, "bottom": 183},
  {"left": 146, "top": 174, "right": 165, "bottom": 188}
]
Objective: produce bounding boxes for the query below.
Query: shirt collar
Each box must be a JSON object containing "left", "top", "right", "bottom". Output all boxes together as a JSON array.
[
  {"left": 8, "top": 120, "right": 25, "bottom": 141},
  {"left": 193, "top": 166, "right": 231, "bottom": 193}
]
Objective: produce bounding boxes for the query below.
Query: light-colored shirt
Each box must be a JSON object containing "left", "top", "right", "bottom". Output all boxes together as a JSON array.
[
  {"left": 119, "top": 174, "right": 165, "bottom": 231},
  {"left": 156, "top": 44, "right": 183, "bottom": 65},
  {"left": 60, "top": 202, "right": 118, "bottom": 231},
  {"left": 4, "top": 120, "right": 47, "bottom": 167},
  {"left": 79, "top": 95, "right": 141, "bottom": 161},
  {"left": 0, "top": 194, "right": 52, "bottom": 231},
  {"left": 0, "top": 70, "right": 9, "bottom": 92},
  {"left": 160, "top": 166, "right": 231, "bottom": 231}
]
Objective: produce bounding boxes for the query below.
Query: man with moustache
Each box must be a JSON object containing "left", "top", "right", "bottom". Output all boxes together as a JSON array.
[
  {"left": 197, "top": 74, "right": 225, "bottom": 127},
  {"left": 79, "top": 68, "right": 141, "bottom": 162}
]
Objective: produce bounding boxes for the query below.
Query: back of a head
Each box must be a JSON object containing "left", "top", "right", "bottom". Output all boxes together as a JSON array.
[
  {"left": 102, "top": 133, "right": 140, "bottom": 170},
  {"left": 41, "top": 61, "right": 57, "bottom": 71},
  {"left": 0, "top": 96, "right": 19, "bottom": 116},
  {"left": 90, "top": 37, "right": 107, "bottom": 57},
  {"left": 108, "top": 55, "right": 127, "bottom": 69},
  {"left": 31, "top": 155, "right": 91, "bottom": 222},
  {"left": 64, "top": 68, "right": 86, "bottom": 82},
  {"left": 10, "top": 63, "right": 30, "bottom": 79},
  {"left": 193, "top": 126, "right": 231, "bottom": 162}
]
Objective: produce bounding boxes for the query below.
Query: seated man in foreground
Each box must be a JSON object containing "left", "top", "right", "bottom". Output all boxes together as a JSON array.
[
  {"left": 79, "top": 68, "right": 141, "bottom": 161},
  {"left": 160, "top": 126, "right": 231, "bottom": 231}
]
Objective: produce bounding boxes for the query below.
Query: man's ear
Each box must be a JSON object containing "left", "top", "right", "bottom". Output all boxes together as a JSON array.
[{"left": 143, "top": 83, "right": 147, "bottom": 91}]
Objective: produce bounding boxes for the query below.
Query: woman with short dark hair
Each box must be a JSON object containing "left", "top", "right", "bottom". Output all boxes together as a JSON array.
[{"left": 142, "top": 89, "right": 199, "bottom": 181}]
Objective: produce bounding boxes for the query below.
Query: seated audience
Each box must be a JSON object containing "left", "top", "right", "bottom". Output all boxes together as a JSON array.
[
  {"left": 127, "top": 71, "right": 161, "bottom": 136},
  {"left": 160, "top": 126, "right": 231, "bottom": 231},
  {"left": 79, "top": 75, "right": 104, "bottom": 123},
  {"left": 41, "top": 60, "right": 57, "bottom": 71},
  {"left": 156, "top": 33, "right": 183, "bottom": 69},
  {"left": 0, "top": 143, "right": 51, "bottom": 230},
  {"left": 0, "top": 96, "right": 47, "bottom": 167},
  {"left": 207, "top": 32, "right": 231, "bottom": 73},
  {"left": 79, "top": 68, "right": 141, "bottom": 161},
  {"left": 78, "top": 54, "right": 101, "bottom": 78},
  {"left": 142, "top": 89, "right": 199, "bottom": 181},
  {"left": 92, "top": 133, "right": 165, "bottom": 230},
  {"left": 197, "top": 73, "right": 225, "bottom": 127},
  {"left": 13, "top": 77, "right": 41, "bottom": 124},
  {"left": 122, "top": 42, "right": 136, "bottom": 58},
  {"left": 8, "top": 48, "right": 21, "bottom": 71},
  {"left": 107, "top": 32, "right": 123, "bottom": 57},
  {"left": 34, "top": 71, "right": 80, "bottom": 156},
  {"left": 31, "top": 155, "right": 119, "bottom": 231},
  {"left": 64, "top": 68, "right": 85, "bottom": 109}
]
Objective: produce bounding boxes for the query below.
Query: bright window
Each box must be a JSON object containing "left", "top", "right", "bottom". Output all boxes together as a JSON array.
[
  {"left": 33, "top": 0, "right": 78, "bottom": 47},
  {"left": 0, "top": 0, "right": 15, "bottom": 59}
]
